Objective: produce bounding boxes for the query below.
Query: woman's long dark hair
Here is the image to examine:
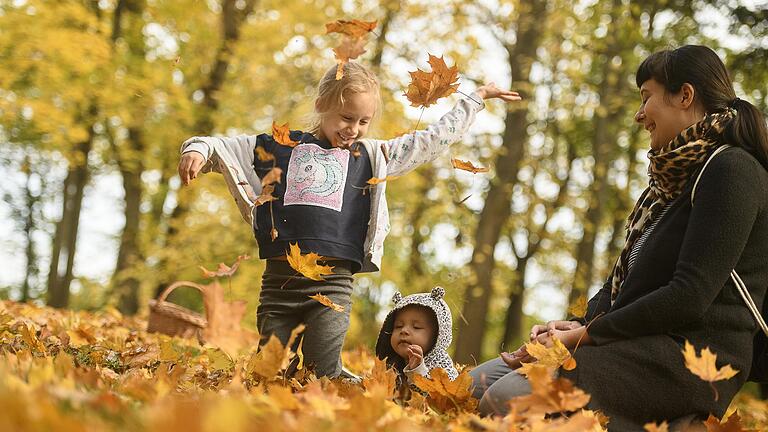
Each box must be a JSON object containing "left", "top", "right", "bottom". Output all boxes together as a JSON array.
[{"left": 635, "top": 45, "right": 768, "bottom": 170}]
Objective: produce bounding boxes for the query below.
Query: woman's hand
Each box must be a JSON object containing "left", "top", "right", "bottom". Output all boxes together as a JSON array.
[
  {"left": 475, "top": 82, "right": 522, "bottom": 102},
  {"left": 529, "top": 320, "right": 583, "bottom": 342},
  {"left": 178, "top": 151, "right": 206, "bottom": 186},
  {"left": 540, "top": 326, "right": 593, "bottom": 350}
]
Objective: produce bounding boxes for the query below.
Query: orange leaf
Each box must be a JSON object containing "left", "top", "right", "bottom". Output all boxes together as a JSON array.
[
  {"left": 308, "top": 293, "right": 345, "bottom": 313},
  {"left": 199, "top": 255, "right": 250, "bottom": 278},
  {"left": 366, "top": 176, "right": 399, "bottom": 185},
  {"left": 412, "top": 368, "right": 478, "bottom": 413},
  {"left": 261, "top": 167, "right": 282, "bottom": 187},
  {"left": 286, "top": 242, "right": 335, "bottom": 281},
  {"left": 510, "top": 364, "right": 591, "bottom": 415},
  {"left": 255, "top": 146, "right": 275, "bottom": 162},
  {"left": 568, "top": 295, "right": 588, "bottom": 318},
  {"left": 644, "top": 421, "right": 670, "bottom": 432},
  {"left": 333, "top": 36, "right": 368, "bottom": 80},
  {"left": 451, "top": 158, "right": 489, "bottom": 174},
  {"left": 272, "top": 121, "right": 299, "bottom": 147},
  {"left": 325, "top": 19, "right": 377, "bottom": 38},
  {"left": 704, "top": 412, "right": 750, "bottom": 432},
  {"left": 361, "top": 356, "right": 398, "bottom": 398},
  {"left": 404, "top": 54, "right": 460, "bottom": 108},
  {"left": 254, "top": 184, "right": 278, "bottom": 206}
]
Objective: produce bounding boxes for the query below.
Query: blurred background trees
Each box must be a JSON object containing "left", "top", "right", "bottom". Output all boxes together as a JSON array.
[{"left": 1, "top": 0, "right": 766, "bottom": 367}]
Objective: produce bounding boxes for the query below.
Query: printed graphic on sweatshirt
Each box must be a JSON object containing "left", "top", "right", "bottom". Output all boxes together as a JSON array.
[{"left": 284, "top": 144, "right": 349, "bottom": 212}]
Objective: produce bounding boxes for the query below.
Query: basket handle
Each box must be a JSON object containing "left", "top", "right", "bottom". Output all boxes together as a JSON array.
[{"left": 156, "top": 281, "right": 207, "bottom": 304}]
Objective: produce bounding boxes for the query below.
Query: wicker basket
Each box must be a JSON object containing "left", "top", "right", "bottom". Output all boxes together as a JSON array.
[{"left": 148, "top": 281, "right": 208, "bottom": 342}]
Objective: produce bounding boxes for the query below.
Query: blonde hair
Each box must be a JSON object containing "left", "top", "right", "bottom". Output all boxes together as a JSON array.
[{"left": 306, "top": 62, "right": 382, "bottom": 135}]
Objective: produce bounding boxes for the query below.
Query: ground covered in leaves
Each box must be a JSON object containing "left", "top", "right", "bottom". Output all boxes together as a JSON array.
[{"left": 0, "top": 300, "right": 766, "bottom": 431}]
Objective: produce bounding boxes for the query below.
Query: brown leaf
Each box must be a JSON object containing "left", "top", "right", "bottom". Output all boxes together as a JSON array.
[
  {"left": 568, "top": 296, "right": 588, "bottom": 318},
  {"left": 270, "top": 228, "right": 279, "bottom": 241},
  {"left": 333, "top": 36, "right": 368, "bottom": 80},
  {"left": 255, "top": 146, "right": 275, "bottom": 162},
  {"left": 286, "top": 242, "right": 335, "bottom": 281},
  {"left": 451, "top": 158, "right": 489, "bottom": 174},
  {"left": 412, "top": 368, "right": 478, "bottom": 413},
  {"left": 261, "top": 167, "right": 283, "bottom": 187},
  {"left": 704, "top": 412, "right": 751, "bottom": 432},
  {"left": 325, "top": 19, "right": 377, "bottom": 38},
  {"left": 404, "top": 54, "right": 460, "bottom": 108},
  {"left": 199, "top": 255, "right": 250, "bottom": 278},
  {"left": 644, "top": 421, "right": 670, "bottom": 432},
  {"left": 254, "top": 184, "right": 278, "bottom": 207},
  {"left": 366, "top": 176, "right": 399, "bottom": 185},
  {"left": 308, "top": 293, "right": 344, "bottom": 313},
  {"left": 272, "top": 121, "right": 299, "bottom": 147}
]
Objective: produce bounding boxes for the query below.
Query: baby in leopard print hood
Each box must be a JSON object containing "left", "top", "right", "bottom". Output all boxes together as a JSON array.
[{"left": 375, "top": 287, "right": 458, "bottom": 380}]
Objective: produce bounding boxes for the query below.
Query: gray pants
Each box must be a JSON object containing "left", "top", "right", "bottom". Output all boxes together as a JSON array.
[
  {"left": 469, "top": 357, "right": 532, "bottom": 416},
  {"left": 257, "top": 260, "right": 353, "bottom": 378}
]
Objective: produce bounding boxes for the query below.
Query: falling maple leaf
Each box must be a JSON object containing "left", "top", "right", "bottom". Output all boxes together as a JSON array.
[
  {"left": 325, "top": 19, "right": 377, "bottom": 38},
  {"left": 451, "top": 158, "right": 489, "bottom": 174},
  {"left": 261, "top": 167, "right": 282, "bottom": 187},
  {"left": 333, "top": 36, "right": 367, "bottom": 80},
  {"left": 404, "top": 54, "right": 460, "bottom": 108},
  {"left": 199, "top": 255, "right": 251, "bottom": 278},
  {"left": 286, "top": 242, "right": 335, "bottom": 281},
  {"left": 568, "top": 295, "right": 588, "bottom": 318},
  {"left": 245, "top": 324, "right": 305, "bottom": 381},
  {"left": 272, "top": 121, "right": 299, "bottom": 147},
  {"left": 682, "top": 340, "right": 739, "bottom": 401},
  {"left": 517, "top": 337, "right": 573, "bottom": 377},
  {"left": 255, "top": 146, "right": 275, "bottom": 162},
  {"left": 308, "top": 293, "right": 345, "bottom": 313},
  {"left": 254, "top": 184, "right": 278, "bottom": 206},
  {"left": 412, "top": 368, "right": 478, "bottom": 413},
  {"left": 366, "top": 176, "right": 399, "bottom": 185},
  {"left": 704, "top": 412, "right": 751, "bottom": 432}
]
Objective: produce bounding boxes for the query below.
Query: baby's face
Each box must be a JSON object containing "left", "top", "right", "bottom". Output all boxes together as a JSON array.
[{"left": 389, "top": 305, "right": 437, "bottom": 360}]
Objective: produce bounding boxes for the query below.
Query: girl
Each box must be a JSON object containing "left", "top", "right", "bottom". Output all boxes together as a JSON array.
[
  {"left": 470, "top": 45, "right": 768, "bottom": 430},
  {"left": 178, "top": 62, "right": 520, "bottom": 378}
]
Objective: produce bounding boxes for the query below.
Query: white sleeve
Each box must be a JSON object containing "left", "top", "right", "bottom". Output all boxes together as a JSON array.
[{"left": 403, "top": 360, "right": 430, "bottom": 378}]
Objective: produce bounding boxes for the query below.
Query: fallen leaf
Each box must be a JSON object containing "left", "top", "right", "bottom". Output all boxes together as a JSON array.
[
  {"left": 682, "top": 340, "right": 739, "bottom": 401},
  {"left": 362, "top": 357, "right": 397, "bottom": 398},
  {"left": 245, "top": 324, "right": 305, "bottom": 381},
  {"left": 404, "top": 54, "right": 460, "bottom": 108},
  {"left": 333, "top": 36, "right": 367, "bottom": 80},
  {"left": 199, "top": 255, "right": 250, "bottom": 278},
  {"left": 261, "top": 167, "right": 283, "bottom": 187},
  {"left": 451, "top": 158, "right": 489, "bottom": 174},
  {"left": 286, "top": 243, "right": 335, "bottom": 281},
  {"left": 510, "top": 364, "right": 591, "bottom": 415},
  {"left": 644, "top": 421, "right": 669, "bottom": 432},
  {"left": 254, "top": 184, "right": 278, "bottom": 206},
  {"left": 704, "top": 411, "right": 751, "bottom": 432},
  {"left": 366, "top": 176, "right": 399, "bottom": 185},
  {"left": 412, "top": 368, "right": 478, "bottom": 413},
  {"left": 296, "top": 336, "right": 305, "bottom": 370},
  {"left": 325, "top": 19, "right": 377, "bottom": 38},
  {"left": 517, "top": 337, "right": 572, "bottom": 376},
  {"left": 308, "top": 293, "right": 344, "bottom": 313},
  {"left": 568, "top": 296, "right": 588, "bottom": 318},
  {"left": 272, "top": 121, "right": 299, "bottom": 147},
  {"left": 255, "top": 146, "right": 275, "bottom": 162}
]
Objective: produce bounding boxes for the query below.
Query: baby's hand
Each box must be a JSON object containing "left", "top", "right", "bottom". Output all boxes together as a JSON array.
[
  {"left": 406, "top": 344, "right": 424, "bottom": 370},
  {"left": 475, "top": 82, "right": 522, "bottom": 102},
  {"left": 178, "top": 151, "right": 206, "bottom": 186}
]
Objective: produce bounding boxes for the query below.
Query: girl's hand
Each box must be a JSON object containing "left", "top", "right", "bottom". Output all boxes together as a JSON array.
[
  {"left": 500, "top": 346, "right": 532, "bottom": 369},
  {"left": 406, "top": 344, "right": 424, "bottom": 370},
  {"left": 529, "top": 320, "right": 583, "bottom": 342},
  {"left": 475, "top": 82, "right": 522, "bottom": 102},
  {"left": 178, "top": 151, "right": 206, "bottom": 186}
]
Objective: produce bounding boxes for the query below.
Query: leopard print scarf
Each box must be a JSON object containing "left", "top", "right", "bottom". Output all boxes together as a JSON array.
[{"left": 609, "top": 111, "right": 734, "bottom": 302}]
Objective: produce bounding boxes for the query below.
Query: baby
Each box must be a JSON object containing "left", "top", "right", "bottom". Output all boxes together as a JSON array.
[{"left": 376, "top": 287, "right": 458, "bottom": 380}]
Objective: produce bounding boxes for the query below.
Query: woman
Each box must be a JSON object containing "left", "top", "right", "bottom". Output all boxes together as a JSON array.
[{"left": 470, "top": 45, "right": 768, "bottom": 430}]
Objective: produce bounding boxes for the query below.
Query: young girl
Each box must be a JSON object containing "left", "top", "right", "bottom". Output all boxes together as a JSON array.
[
  {"left": 178, "top": 62, "right": 520, "bottom": 378},
  {"left": 375, "top": 287, "right": 458, "bottom": 382}
]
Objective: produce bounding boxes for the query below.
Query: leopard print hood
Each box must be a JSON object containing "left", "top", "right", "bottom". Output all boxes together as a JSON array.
[{"left": 375, "top": 286, "right": 458, "bottom": 380}]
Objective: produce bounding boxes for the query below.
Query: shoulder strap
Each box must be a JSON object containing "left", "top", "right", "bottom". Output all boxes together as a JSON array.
[{"left": 690, "top": 145, "right": 768, "bottom": 336}]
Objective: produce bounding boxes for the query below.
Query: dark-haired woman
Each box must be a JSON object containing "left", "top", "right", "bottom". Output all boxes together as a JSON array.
[{"left": 470, "top": 45, "right": 768, "bottom": 430}]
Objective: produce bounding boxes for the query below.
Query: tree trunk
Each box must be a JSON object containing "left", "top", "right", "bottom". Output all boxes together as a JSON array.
[
  {"left": 501, "top": 256, "right": 528, "bottom": 348},
  {"left": 454, "top": 1, "right": 548, "bottom": 364},
  {"left": 21, "top": 154, "right": 38, "bottom": 302},
  {"left": 47, "top": 136, "right": 93, "bottom": 308}
]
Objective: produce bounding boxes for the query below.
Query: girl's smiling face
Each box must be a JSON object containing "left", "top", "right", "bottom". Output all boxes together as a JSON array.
[
  {"left": 635, "top": 79, "right": 703, "bottom": 151},
  {"left": 317, "top": 91, "right": 377, "bottom": 148},
  {"left": 389, "top": 305, "right": 437, "bottom": 360}
]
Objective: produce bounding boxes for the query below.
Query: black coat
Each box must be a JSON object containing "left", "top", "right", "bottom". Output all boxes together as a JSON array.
[{"left": 560, "top": 147, "right": 768, "bottom": 430}]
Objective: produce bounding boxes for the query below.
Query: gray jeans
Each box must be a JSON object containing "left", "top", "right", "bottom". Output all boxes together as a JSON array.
[
  {"left": 257, "top": 260, "right": 353, "bottom": 378},
  {"left": 469, "top": 357, "right": 532, "bottom": 416}
]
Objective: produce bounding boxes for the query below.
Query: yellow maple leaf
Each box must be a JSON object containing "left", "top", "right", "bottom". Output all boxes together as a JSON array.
[
  {"left": 286, "top": 243, "right": 335, "bottom": 281},
  {"left": 412, "top": 368, "right": 478, "bottom": 413},
  {"left": 451, "top": 158, "right": 489, "bottom": 174},
  {"left": 333, "top": 36, "right": 368, "bottom": 80},
  {"left": 682, "top": 340, "right": 739, "bottom": 401},
  {"left": 308, "top": 293, "right": 345, "bottom": 313},
  {"left": 404, "top": 54, "right": 460, "bottom": 108},
  {"left": 511, "top": 364, "right": 591, "bottom": 415},
  {"left": 325, "top": 19, "right": 377, "bottom": 38},
  {"left": 517, "top": 337, "right": 573, "bottom": 376},
  {"left": 362, "top": 356, "right": 397, "bottom": 398},
  {"left": 568, "top": 296, "right": 588, "bottom": 318},
  {"left": 272, "top": 121, "right": 299, "bottom": 147},
  {"left": 246, "top": 324, "right": 305, "bottom": 381}
]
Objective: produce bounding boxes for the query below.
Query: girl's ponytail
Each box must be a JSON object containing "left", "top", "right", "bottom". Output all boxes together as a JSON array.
[{"left": 726, "top": 98, "right": 768, "bottom": 171}]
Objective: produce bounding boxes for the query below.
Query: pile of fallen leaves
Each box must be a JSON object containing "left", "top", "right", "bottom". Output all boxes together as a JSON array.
[{"left": 0, "top": 300, "right": 766, "bottom": 431}]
